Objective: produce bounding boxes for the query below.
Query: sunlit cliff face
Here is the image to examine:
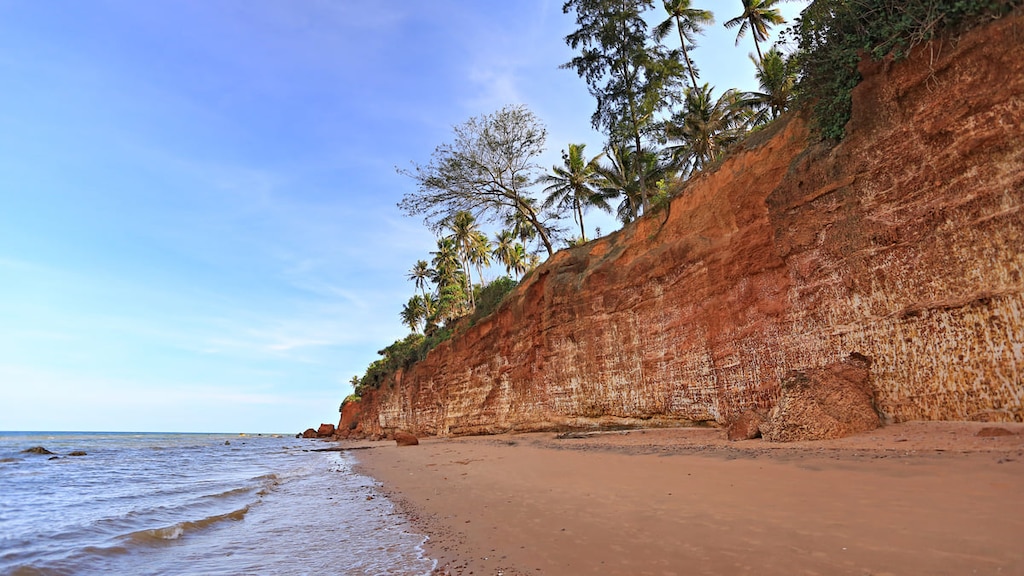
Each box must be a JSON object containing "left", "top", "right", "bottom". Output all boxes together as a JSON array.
[{"left": 349, "top": 11, "right": 1024, "bottom": 439}]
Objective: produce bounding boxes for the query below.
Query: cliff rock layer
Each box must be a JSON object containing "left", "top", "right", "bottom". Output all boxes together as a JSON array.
[{"left": 354, "top": 12, "right": 1024, "bottom": 437}]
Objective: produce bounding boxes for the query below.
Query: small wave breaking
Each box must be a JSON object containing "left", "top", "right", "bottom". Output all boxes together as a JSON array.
[{"left": 123, "top": 505, "right": 251, "bottom": 545}]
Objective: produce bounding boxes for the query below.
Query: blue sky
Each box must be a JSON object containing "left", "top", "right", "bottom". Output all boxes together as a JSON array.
[{"left": 0, "top": 1, "right": 804, "bottom": 433}]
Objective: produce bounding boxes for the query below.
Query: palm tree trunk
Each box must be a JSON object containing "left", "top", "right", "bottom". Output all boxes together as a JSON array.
[
  {"left": 576, "top": 200, "right": 586, "bottom": 241},
  {"left": 676, "top": 18, "right": 700, "bottom": 89}
]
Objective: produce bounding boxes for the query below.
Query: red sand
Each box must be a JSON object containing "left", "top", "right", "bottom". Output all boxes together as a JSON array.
[{"left": 349, "top": 422, "right": 1024, "bottom": 575}]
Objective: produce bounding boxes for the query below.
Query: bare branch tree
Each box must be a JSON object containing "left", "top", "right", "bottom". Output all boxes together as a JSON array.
[{"left": 398, "top": 105, "right": 556, "bottom": 256}]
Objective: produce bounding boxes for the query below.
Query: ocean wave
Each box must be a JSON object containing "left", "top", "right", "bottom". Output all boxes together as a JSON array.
[{"left": 122, "top": 505, "right": 251, "bottom": 545}]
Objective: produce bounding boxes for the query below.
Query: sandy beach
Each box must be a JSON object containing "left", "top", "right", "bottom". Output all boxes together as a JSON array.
[{"left": 349, "top": 422, "right": 1024, "bottom": 576}]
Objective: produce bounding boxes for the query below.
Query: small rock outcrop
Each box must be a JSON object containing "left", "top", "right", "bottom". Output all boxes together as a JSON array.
[
  {"left": 977, "top": 427, "right": 1015, "bottom": 437},
  {"left": 301, "top": 428, "right": 318, "bottom": 439},
  {"left": 316, "top": 423, "right": 336, "bottom": 438},
  {"left": 394, "top": 431, "right": 419, "bottom": 446},
  {"left": 727, "top": 411, "right": 765, "bottom": 441},
  {"left": 760, "top": 353, "right": 879, "bottom": 442},
  {"left": 22, "top": 446, "right": 54, "bottom": 455}
]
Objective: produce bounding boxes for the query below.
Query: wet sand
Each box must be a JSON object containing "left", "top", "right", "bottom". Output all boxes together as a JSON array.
[{"left": 350, "top": 422, "right": 1024, "bottom": 576}]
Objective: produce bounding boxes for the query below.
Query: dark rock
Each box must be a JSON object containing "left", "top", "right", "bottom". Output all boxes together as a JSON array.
[
  {"left": 760, "top": 353, "right": 880, "bottom": 442},
  {"left": 727, "top": 411, "right": 765, "bottom": 441},
  {"left": 977, "top": 427, "right": 1015, "bottom": 437},
  {"left": 22, "top": 446, "right": 54, "bottom": 455},
  {"left": 394, "top": 431, "right": 419, "bottom": 446},
  {"left": 68, "top": 451, "right": 87, "bottom": 456},
  {"left": 301, "top": 428, "right": 318, "bottom": 439}
]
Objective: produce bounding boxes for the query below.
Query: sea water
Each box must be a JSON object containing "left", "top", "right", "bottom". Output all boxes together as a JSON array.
[{"left": 0, "top": 432, "right": 434, "bottom": 575}]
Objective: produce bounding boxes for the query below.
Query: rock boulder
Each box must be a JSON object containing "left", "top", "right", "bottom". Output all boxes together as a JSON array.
[
  {"left": 394, "top": 431, "right": 419, "bottom": 446},
  {"left": 726, "top": 411, "right": 765, "bottom": 441},
  {"left": 760, "top": 353, "right": 879, "bottom": 442}
]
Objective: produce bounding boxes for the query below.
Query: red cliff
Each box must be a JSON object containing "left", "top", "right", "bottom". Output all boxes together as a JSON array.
[{"left": 354, "top": 11, "right": 1024, "bottom": 438}]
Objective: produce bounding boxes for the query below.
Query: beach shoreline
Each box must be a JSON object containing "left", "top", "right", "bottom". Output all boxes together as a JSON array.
[{"left": 348, "top": 421, "right": 1024, "bottom": 576}]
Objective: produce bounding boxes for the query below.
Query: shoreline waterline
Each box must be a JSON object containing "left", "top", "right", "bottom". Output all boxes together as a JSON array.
[{"left": 0, "top": 432, "right": 436, "bottom": 575}]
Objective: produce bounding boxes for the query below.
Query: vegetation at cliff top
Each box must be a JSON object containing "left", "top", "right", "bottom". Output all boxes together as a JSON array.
[
  {"left": 792, "top": 0, "right": 1022, "bottom": 139},
  {"left": 348, "top": 0, "right": 1017, "bottom": 401}
]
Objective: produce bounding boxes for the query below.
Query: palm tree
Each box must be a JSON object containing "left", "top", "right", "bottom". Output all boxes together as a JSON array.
[
  {"left": 539, "top": 143, "right": 610, "bottom": 242},
  {"left": 492, "top": 230, "right": 517, "bottom": 276},
  {"left": 431, "top": 236, "right": 469, "bottom": 324},
  {"left": 653, "top": 0, "right": 715, "bottom": 90},
  {"left": 503, "top": 198, "right": 540, "bottom": 250},
  {"left": 467, "top": 231, "right": 492, "bottom": 289},
  {"left": 431, "top": 236, "right": 467, "bottom": 304},
  {"left": 597, "top": 143, "right": 670, "bottom": 224},
  {"left": 446, "top": 211, "right": 485, "bottom": 307},
  {"left": 407, "top": 260, "right": 432, "bottom": 302},
  {"left": 666, "top": 83, "right": 749, "bottom": 176},
  {"left": 744, "top": 46, "right": 795, "bottom": 125},
  {"left": 508, "top": 243, "right": 529, "bottom": 279},
  {"left": 724, "top": 0, "right": 786, "bottom": 65},
  {"left": 400, "top": 295, "right": 427, "bottom": 333}
]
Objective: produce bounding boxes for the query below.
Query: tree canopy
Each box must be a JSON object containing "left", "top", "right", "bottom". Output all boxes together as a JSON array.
[{"left": 398, "top": 105, "right": 556, "bottom": 256}]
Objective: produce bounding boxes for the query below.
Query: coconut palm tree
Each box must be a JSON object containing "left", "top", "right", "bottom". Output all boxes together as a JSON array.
[
  {"left": 492, "top": 230, "right": 517, "bottom": 276},
  {"left": 539, "top": 143, "right": 610, "bottom": 242},
  {"left": 743, "top": 46, "right": 795, "bottom": 125},
  {"left": 407, "top": 259, "right": 432, "bottom": 302},
  {"left": 400, "top": 295, "right": 428, "bottom": 333},
  {"left": 724, "top": 0, "right": 786, "bottom": 65},
  {"left": 509, "top": 243, "right": 529, "bottom": 279},
  {"left": 597, "top": 143, "right": 671, "bottom": 224},
  {"left": 653, "top": 0, "right": 715, "bottom": 90},
  {"left": 467, "top": 230, "right": 492, "bottom": 289},
  {"left": 445, "top": 211, "right": 486, "bottom": 307},
  {"left": 666, "top": 83, "right": 749, "bottom": 176},
  {"left": 430, "top": 235, "right": 468, "bottom": 319}
]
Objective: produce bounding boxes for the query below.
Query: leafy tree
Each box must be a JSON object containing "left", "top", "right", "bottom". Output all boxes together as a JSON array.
[
  {"left": 725, "top": 0, "right": 786, "bottom": 64},
  {"left": 398, "top": 105, "right": 556, "bottom": 256},
  {"left": 562, "top": 0, "right": 683, "bottom": 215},
  {"left": 539, "top": 143, "right": 610, "bottom": 241},
  {"left": 653, "top": 0, "right": 715, "bottom": 89},
  {"left": 666, "top": 83, "right": 749, "bottom": 176}
]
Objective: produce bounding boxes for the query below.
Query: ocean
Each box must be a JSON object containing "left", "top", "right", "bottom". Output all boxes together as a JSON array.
[{"left": 0, "top": 432, "right": 435, "bottom": 575}]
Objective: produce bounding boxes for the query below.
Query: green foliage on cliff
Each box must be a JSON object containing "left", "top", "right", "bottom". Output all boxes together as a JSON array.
[
  {"left": 471, "top": 276, "right": 518, "bottom": 324},
  {"left": 793, "top": 0, "right": 1022, "bottom": 140}
]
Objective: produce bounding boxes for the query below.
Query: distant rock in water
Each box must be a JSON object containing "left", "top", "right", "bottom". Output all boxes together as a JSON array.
[
  {"left": 22, "top": 446, "right": 54, "bottom": 455},
  {"left": 301, "top": 428, "right": 318, "bottom": 439},
  {"left": 68, "top": 451, "right": 87, "bottom": 456}
]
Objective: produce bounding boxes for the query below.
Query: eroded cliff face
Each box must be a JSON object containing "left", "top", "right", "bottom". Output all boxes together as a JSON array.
[{"left": 354, "top": 12, "right": 1024, "bottom": 437}]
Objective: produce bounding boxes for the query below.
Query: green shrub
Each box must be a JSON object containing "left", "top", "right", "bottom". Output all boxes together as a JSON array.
[
  {"left": 471, "top": 276, "right": 519, "bottom": 323},
  {"left": 792, "top": 0, "right": 1021, "bottom": 140}
]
